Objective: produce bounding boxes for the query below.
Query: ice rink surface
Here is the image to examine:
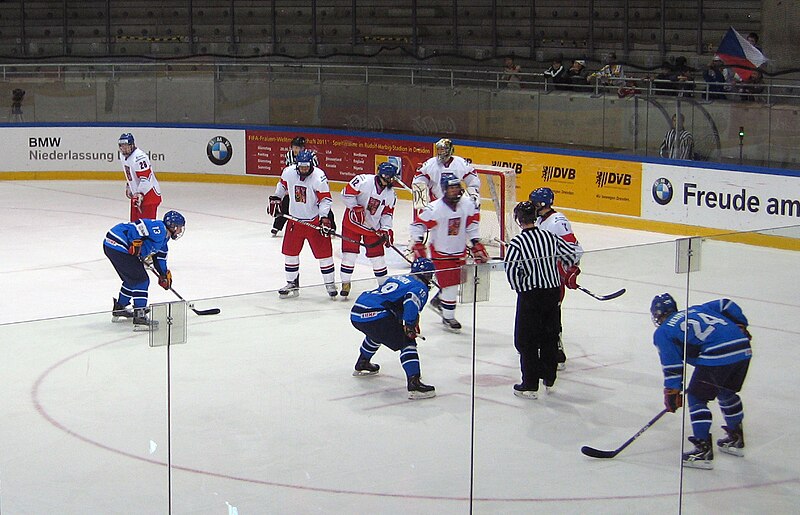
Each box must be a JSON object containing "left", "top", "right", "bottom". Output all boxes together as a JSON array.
[{"left": 1, "top": 180, "right": 798, "bottom": 514}]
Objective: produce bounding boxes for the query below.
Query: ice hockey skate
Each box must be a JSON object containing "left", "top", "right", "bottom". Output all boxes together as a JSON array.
[
  {"left": 339, "top": 282, "right": 351, "bottom": 298},
  {"left": 556, "top": 335, "right": 567, "bottom": 371},
  {"left": 111, "top": 298, "right": 133, "bottom": 323},
  {"left": 429, "top": 293, "right": 443, "bottom": 315},
  {"left": 544, "top": 379, "right": 556, "bottom": 394},
  {"left": 683, "top": 436, "right": 714, "bottom": 469},
  {"left": 132, "top": 308, "right": 158, "bottom": 332},
  {"left": 270, "top": 228, "right": 279, "bottom": 237},
  {"left": 352, "top": 356, "right": 380, "bottom": 376},
  {"left": 278, "top": 279, "right": 299, "bottom": 298},
  {"left": 513, "top": 383, "right": 538, "bottom": 399},
  {"left": 407, "top": 375, "right": 436, "bottom": 399},
  {"left": 326, "top": 283, "right": 338, "bottom": 299},
  {"left": 717, "top": 424, "right": 745, "bottom": 457},
  {"left": 442, "top": 317, "right": 462, "bottom": 333}
]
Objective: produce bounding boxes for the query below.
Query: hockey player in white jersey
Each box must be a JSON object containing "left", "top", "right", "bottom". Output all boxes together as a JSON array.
[
  {"left": 412, "top": 138, "right": 481, "bottom": 209},
  {"left": 119, "top": 132, "right": 161, "bottom": 221},
  {"left": 529, "top": 187, "right": 584, "bottom": 369},
  {"left": 272, "top": 136, "right": 320, "bottom": 237},
  {"left": 338, "top": 161, "right": 399, "bottom": 298},
  {"left": 268, "top": 150, "right": 337, "bottom": 298},
  {"left": 410, "top": 173, "right": 489, "bottom": 332}
]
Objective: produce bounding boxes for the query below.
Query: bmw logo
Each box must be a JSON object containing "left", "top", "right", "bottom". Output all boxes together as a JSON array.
[
  {"left": 207, "top": 136, "right": 233, "bottom": 165},
  {"left": 652, "top": 177, "right": 673, "bottom": 205}
]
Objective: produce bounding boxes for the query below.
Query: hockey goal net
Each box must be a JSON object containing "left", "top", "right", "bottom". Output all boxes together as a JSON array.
[{"left": 473, "top": 165, "right": 518, "bottom": 257}]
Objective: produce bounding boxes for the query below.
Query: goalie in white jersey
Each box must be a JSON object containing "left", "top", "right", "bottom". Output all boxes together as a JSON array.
[
  {"left": 410, "top": 173, "right": 489, "bottom": 332},
  {"left": 338, "top": 162, "right": 399, "bottom": 298},
  {"left": 530, "top": 187, "right": 584, "bottom": 369},
  {"left": 412, "top": 138, "right": 481, "bottom": 210},
  {"left": 268, "top": 150, "right": 337, "bottom": 298}
]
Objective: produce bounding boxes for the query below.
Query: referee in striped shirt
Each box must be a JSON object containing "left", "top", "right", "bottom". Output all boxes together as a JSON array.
[{"left": 504, "top": 201, "right": 582, "bottom": 398}]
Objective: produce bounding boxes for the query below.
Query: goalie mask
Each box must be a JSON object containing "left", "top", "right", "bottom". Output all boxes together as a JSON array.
[
  {"left": 376, "top": 162, "right": 399, "bottom": 187},
  {"left": 296, "top": 150, "right": 315, "bottom": 178},
  {"left": 435, "top": 138, "right": 454, "bottom": 163},
  {"left": 163, "top": 210, "right": 186, "bottom": 240},
  {"left": 650, "top": 293, "right": 677, "bottom": 327},
  {"left": 440, "top": 172, "right": 463, "bottom": 204}
]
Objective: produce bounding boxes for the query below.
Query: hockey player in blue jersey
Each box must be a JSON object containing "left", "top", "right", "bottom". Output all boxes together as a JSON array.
[
  {"left": 103, "top": 211, "right": 185, "bottom": 330},
  {"left": 350, "top": 257, "right": 437, "bottom": 399},
  {"left": 650, "top": 293, "right": 752, "bottom": 469}
]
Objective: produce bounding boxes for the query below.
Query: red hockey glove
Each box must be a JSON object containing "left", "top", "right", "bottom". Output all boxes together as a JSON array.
[
  {"left": 376, "top": 229, "right": 394, "bottom": 247},
  {"left": 404, "top": 322, "right": 420, "bottom": 340},
  {"left": 128, "top": 239, "right": 143, "bottom": 256},
  {"left": 663, "top": 388, "right": 683, "bottom": 413},
  {"left": 350, "top": 205, "right": 366, "bottom": 226},
  {"left": 158, "top": 270, "right": 173, "bottom": 290},
  {"left": 411, "top": 241, "right": 427, "bottom": 260},
  {"left": 268, "top": 196, "right": 283, "bottom": 217},
  {"left": 471, "top": 241, "right": 489, "bottom": 263},
  {"left": 563, "top": 265, "right": 581, "bottom": 289},
  {"left": 319, "top": 216, "right": 333, "bottom": 237},
  {"left": 131, "top": 193, "right": 144, "bottom": 209}
]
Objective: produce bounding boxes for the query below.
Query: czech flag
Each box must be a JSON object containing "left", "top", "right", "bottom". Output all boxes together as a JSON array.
[{"left": 715, "top": 27, "right": 767, "bottom": 81}]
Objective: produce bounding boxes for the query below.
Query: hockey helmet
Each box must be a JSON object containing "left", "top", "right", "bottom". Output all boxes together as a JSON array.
[
  {"left": 440, "top": 172, "right": 463, "bottom": 202},
  {"left": 163, "top": 210, "right": 186, "bottom": 240},
  {"left": 290, "top": 136, "right": 307, "bottom": 148},
  {"left": 118, "top": 133, "right": 136, "bottom": 157},
  {"left": 529, "top": 187, "right": 555, "bottom": 208},
  {"left": 650, "top": 293, "right": 678, "bottom": 326},
  {"left": 435, "top": 138, "right": 454, "bottom": 162},
  {"left": 376, "top": 162, "right": 399, "bottom": 185},
  {"left": 296, "top": 150, "right": 315, "bottom": 177},
  {"left": 513, "top": 201, "right": 538, "bottom": 226},
  {"left": 410, "top": 257, "right": 435, "bottom": 285}
]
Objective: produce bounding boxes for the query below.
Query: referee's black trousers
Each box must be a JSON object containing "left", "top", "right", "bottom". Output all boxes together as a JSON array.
[{"left": 514, "top": 287, "right": 562, "bottom": 388}]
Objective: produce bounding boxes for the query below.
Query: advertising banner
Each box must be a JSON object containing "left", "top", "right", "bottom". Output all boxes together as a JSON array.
[{"left": 245, "top": 130, "right": 432, "bottom": 184}]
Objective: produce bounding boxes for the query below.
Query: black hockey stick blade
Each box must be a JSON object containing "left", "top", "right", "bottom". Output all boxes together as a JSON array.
[
  {"left": 581, "top": 408, "right": 669, "bottom": 459},
  {"left": 190, "top": 306, "right": 221, "bottom": 316},
  {"left": 577, "top": 286, "right": 626, "bottom": 301}
]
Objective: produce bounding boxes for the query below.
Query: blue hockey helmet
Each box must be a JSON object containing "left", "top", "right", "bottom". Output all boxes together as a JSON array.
[
  {"left": 440, "top": 172, "right": 463, "bottom": 202},
  {"left": 296, "top": 150, "right": 315, "bottom": 177},
  {"left": 376, "top": 161, "right": 399, "bottom": 184},
  {"left": 650, "top": 293, "right": 678, "bottom": 326},
  {"left": 118, "top": 132, "right": 135, "bottom": 146},
  {"left": 163, "top": 210, "right": 186, "bottom": 240},
  {"left": 529, "top": 187, "right": 555, "bottom": 207},
  {"left": 410, "top": 257, "right": 435, "bottom": 286}
]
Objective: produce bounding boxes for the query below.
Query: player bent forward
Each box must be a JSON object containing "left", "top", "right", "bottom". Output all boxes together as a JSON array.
[
  {"left": 350, "top": 258, "right": 437, "bottom": 399},
  {"left": 650, "top": 293, "right": 752, "bottom": 469},
  {"left": 103, "top": 211, "right": 185, "bottom": 330},
  {"left": 338, "top": 161, "right": 400, "bottom": 297},
  {"left": 410, "top": 173, "right": 489, "bottom": 332}
]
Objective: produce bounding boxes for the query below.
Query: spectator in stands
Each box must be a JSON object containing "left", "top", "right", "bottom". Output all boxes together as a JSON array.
[
  {"left": 660, "top": 113, "right": 694, "bottom": 160},
  {"left": 736, "top": 68, "right": 765, "bottom": 102},
  {"left": 567, "top": 60, "right": 588, "bottom": 90},
  {"left": 670, "top": 56, "right": 695, "bottom": 97},
  {"left": 587, "top": 52, "right": 624, "bottom": 88},
  {"left": 10, "top": 88, "right": 24, "bottom": 123},
  {"left": 703, "top": 56, "right": 730, "bottom": 100},
  {"left": 502, "top": 57, "right": 522, "bottom": 89},
  {"left": 746, "top": 32, "right": 763, "bottom": 53},
  {"left": 543, "top": 56, "right": 569, "bottom": 90}
]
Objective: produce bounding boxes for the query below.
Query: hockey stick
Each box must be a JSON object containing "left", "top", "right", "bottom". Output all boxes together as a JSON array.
[
  {"left": 577, "top": 285, "right": 627, "bottom": 301},
  {"left": 581, "top": 408, "right": 668, "bottom": 459},
  {"left": 147, "top": 266, "right": 221, "bottom": 316},
  {"left": 280, "top": 214, "right": 385, "bottom": 249}
]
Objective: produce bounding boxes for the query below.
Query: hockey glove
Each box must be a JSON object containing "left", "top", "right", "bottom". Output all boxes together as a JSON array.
[
  {"left": 411, "top": 241, "right": 428, "bottom": 260},
  {"left": 403, "top": 322, "right": 420, "bottom": 340},
  {"left": 471, "top": 241, "right": 489, "bottom": 263},
  {"left": 268, "top": 196, "right": 283, "bottom": 217},
  {"left": 563, "top": 265, "right": 581, "bottom": 290},
  {"left": 128, "top": 239, "right": 143, "bottom": 256},
  {"left": 158, "top": 270, "right": 173, "bottom": 290},
  {"left": 319, "top": 217, "right": 333, "bottom": 237},
  {"left": 125, "top": 184, "right": 134, "bottom": 199},
  {"left": 376, "top": 229, "right": 394, "bottom": 247},
  {"left": 131, "top": 193, "right": 144, "bottom": 209},
  {"left": 663, "top": 388, "right": 683, "bottom": 413},
  {"left": 350, "top": 206, "right": 366, "bottom": 226}
]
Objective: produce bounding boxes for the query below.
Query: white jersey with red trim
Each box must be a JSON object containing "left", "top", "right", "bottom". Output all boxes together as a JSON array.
[
  {"left": 412, "top": 155, "right": 479, "bottom": 201},
  {"left": 536, "top": 209, "right": 584, "bottom": 257},
  {"left": 121, "top": 147, "right": 160, "bottom": 197},
  {"left": 275, "top": 165, "right": 332, "bottom": 221},
  {"left": 410, "top": 196, "right": 480, "bottom": 258},
  {"left": 341, "top": 174, "right": 396, "bottom": 232}
]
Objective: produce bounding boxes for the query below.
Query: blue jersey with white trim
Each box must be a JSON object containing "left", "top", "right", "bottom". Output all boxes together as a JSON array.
[
  {"left": 350, "top": 275, "right": 429, "bottom": 325},
  {"left": 103, "top": 219, "right": 170, "bottom": 273},
  {"left": 653, "top": 300, "right": 752, "bottom": 390}
]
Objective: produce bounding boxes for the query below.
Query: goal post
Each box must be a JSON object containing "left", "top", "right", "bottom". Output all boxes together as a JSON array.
[{"left": 473, "top": 164, "right": 519, "bottom": 257}]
